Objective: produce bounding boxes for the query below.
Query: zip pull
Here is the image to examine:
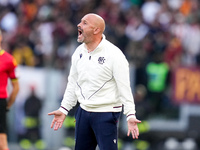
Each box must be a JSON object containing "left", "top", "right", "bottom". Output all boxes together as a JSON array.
[{"left": 89, "top": 56, "right": 91, "bottom": 60}]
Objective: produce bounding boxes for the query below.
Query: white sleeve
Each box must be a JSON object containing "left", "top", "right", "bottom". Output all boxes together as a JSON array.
[
  {"left": 59, "top": 52, "right": 78, "bottom": 115},
  {"left": 112, "top": 50, "right": 136, "bottom": 119}
]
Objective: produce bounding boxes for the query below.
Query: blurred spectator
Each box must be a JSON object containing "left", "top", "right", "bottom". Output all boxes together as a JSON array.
[
  {"left": 167, "top": 0, "right": 183, "bottom": 11},
  {"left": 141, "top": 0, "right": 161, "bottom": 25},
  {"left": 156, "top": 0, "right": 172, "bottom": 29},
  {"left": 29, "top": 21, "right": 44, "bottom": 67},
  {"left": 19, "top": 85, "right": 45, "bottom": 150},
  {"left": 145, "top": 51, "right": 170, "bottom": 115},
  {"left": 181, "top": 15, "right": 200, "bottom": 66},
  {"left": 0, "top": 9, "right": 18, "bottom": 33},
  {"left": 179, "top": 0, "right": 199, "bottom": 17},
  {"left": 108, "top": 21, "right": 129, "bottom": 55},
  {"left": 37, "top": 20, "right": 54, "bottom": 58},
  {"left": 20, "top": 0, "right": 38, "bottom": 24},
  {"left": 170, "top": 13, "right": 189, "bottom": 43},
  {"left": 125, "top": 7, "right": 149, "bottom": 42},
  {"left": 12, "top": 41, "right": 35, "bottom": 66},
  {"left": 164, "top": 37, "right": 182, "bottom": 70}
]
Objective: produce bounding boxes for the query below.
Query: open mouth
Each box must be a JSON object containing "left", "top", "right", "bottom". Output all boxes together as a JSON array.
[
  {"left": 78, "top": 27, "right": 83, "bottom": 36},
  {"left": 78, "top": 30, "right": 82, "bottom": 36}
]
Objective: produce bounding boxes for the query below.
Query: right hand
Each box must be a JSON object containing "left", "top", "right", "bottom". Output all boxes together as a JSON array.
[{"left": 48, "top": 110, "right": 66, "bottom": 130}]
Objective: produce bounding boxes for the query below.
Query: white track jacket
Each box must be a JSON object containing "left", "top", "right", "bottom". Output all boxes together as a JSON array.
[{"left": 59, "top": 35, "right": 136, "bottom": 120}]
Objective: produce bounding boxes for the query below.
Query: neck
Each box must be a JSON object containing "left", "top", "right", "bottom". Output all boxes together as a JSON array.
[
  {"left": 86, "top": 42, "right": 98, "bottom": 53},
  {"left": 86, "top": 36, "right": 102, "bottom": 53}
]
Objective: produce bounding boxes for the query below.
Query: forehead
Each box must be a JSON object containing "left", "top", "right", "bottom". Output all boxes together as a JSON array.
[{"left": 81, "top": 15, "right": 96, "bottom": 24}]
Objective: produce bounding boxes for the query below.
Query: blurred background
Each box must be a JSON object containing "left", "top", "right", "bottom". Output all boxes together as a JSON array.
[{"left": 1, "top": 0, "right": 200, "bottom": 149}]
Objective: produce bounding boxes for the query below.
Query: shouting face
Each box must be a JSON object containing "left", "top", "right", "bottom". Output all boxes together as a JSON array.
[
  {"left": 77, "top": 14, "right": 105, "bottom": 45},
  {"left": 77, "top": 14, "right": 96, "bottom": 44}
]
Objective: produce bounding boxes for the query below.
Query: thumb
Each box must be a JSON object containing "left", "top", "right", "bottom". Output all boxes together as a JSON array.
[
  {"left": 48, "top": 111, "right": 56, "bottom": 116},
  {"left": 135, "top": 119, "right": 142, "bottom": 123}
]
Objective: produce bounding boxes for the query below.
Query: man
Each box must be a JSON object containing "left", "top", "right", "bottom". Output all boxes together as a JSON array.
[
  {"left": 48, "top": 13, "right": 141, "bottom": 150},
  {"left": 0, "top": 30, "right": 19, "bottom": 150}
]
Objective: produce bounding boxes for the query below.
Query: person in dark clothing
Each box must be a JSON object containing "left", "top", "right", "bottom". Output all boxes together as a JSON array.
[
  {"left": 20, "top": 86, "right": 44, "bottom": 150},
  {"left": 146, "top": 51, "right": 170, "bottom": 115}
]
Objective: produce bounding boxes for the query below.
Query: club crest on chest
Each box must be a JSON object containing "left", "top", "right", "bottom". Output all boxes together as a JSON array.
[{"left": 98, "top": 57, "right": 105, "bottom": 64}]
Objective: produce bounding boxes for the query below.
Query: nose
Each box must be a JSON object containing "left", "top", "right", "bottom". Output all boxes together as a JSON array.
[{"left": 77, "top": 22, "right": 81, "bottom": 28}]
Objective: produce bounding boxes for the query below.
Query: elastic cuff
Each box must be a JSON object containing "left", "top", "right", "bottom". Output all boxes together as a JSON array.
[
  {"left": 126, "top": 114, "right": 136, "bottom": 121},
  {"left": 58, "top": 106, "right": 69, "bottom": 115}
]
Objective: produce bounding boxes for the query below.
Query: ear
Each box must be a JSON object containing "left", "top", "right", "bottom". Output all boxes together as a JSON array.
[{"left": 93, "top": 27, "right": 100, "bottom": 35}]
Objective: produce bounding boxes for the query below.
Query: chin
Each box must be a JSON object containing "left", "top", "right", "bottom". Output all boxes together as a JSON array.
[{"left": 77, "top": 38, "right": 84, "bottom": 43}]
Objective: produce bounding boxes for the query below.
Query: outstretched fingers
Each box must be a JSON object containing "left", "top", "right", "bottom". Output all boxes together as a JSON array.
[
  {"left": 132, "top": 129, "right": 139, "bottom": 139},
  {"left": 127, "top": 129, "right": 139, "bottom": 139},
  {"left": 54, "top": 121, "right": 63, "bottom": 130},
  {"left": 50, "top": 119, "right": 56, "bottom": 128},
  {"left": 54, "top": 122, "right": 59, "bottom": 130},
  {"left": 50, "top": 118, "right": 64, "bottom": 130},
  {"left": 48, "top": 110, "right": 66, "bottom": 130}
]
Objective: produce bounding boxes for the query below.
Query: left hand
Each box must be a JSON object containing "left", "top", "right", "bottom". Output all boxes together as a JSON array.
[{"left": 127, "top": 117, "right": 141, "bottom": 139}]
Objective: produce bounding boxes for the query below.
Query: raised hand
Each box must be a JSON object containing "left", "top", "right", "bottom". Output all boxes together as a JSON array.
[{"left": 48, "top": 110, "right": 66, "bottom": 130}]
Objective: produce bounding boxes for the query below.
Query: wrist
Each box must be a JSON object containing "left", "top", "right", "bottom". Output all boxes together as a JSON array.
[
  {"left": 59, "top": 106, "right": 69, "bottom": 115},
  {"left": 127, "top": 114, "right": 136, "bottom": 121}
]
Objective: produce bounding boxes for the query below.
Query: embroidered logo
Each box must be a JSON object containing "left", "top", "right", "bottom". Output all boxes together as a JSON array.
[{"left": 98, "top": 57, "right": 105, "bottom": 64}]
